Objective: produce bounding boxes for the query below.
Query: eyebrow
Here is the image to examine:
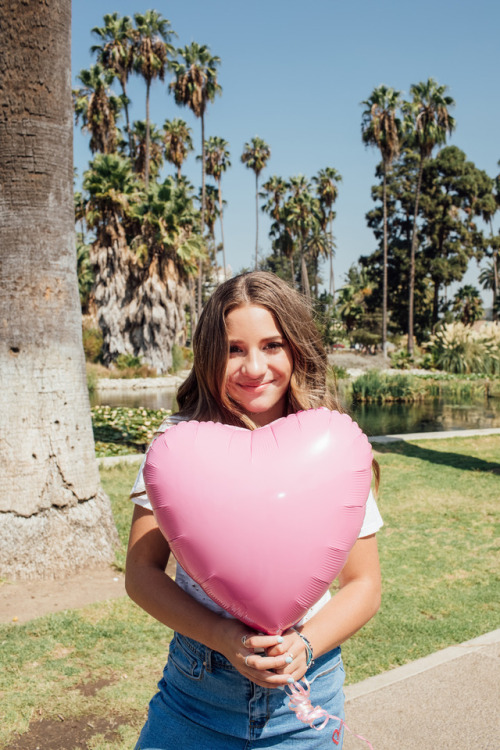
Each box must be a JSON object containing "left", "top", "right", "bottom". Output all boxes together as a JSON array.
[{"left": 228, "top": 335, "right": 285, "bottom": 344}]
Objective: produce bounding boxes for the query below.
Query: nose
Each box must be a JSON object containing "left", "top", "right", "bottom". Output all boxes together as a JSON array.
[{"left": 242, "top": 348, "right": 267, "bottom": 378}]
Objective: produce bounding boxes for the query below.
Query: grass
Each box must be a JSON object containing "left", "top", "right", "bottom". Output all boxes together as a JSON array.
[
  {"left": 350, "top": 369, "right": 500, "bottom": 403},
  {"left": 1, "top": 436, "right": 499, "bottom": 748}
]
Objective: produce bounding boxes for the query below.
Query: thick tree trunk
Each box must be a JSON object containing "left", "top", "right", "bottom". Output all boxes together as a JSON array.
[
  {"left": 92, "top": 236, "right": 189, "bottom": 373},
  {"left": 0, "top": 0, "right": 118, "bottom": 579}
]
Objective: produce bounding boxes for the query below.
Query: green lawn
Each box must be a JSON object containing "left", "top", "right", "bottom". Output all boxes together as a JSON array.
[{"left": 1, "top": 435, "right": 498, "bottom": 749}]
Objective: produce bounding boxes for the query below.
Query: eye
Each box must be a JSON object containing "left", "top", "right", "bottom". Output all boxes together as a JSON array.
[
  {"left": 265, "top": 341, "right": 284, "bottom": 350},
  {"left": 229, "top": 344, "right": 243, "bottom": 354}
]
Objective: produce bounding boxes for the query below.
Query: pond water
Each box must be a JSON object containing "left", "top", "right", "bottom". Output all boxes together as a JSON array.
[{"left": 92, "top": 386, "right": 500, "bottom": 437}]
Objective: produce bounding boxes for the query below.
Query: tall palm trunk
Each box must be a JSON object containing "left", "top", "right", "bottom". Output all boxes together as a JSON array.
[
  {"left": 490, "top": 220, "right": 499, "bottom": 320},
  {"left": 300, "top": 239, "right": 311, "bottom": 299},
  {"left": 0, "top": 0, "right": 118, "bottom": 579},
  {"left": 197, "top": 112, "right": 206, "bottom": 318},
  {"left": 145, "top": 78, "right": 151, "bottom": 188},
  {"left": 382, "top": 165, "right": 388, "bottom": 358},
  {"left": 121, "top": 75, "right": 134, "bottom": 159},
  {"left": 408, "top": 157, "right": 424, "bottom": 355},
  {"left": 217, "top": 178, "right": 227, "bottom": 277},
  {"left": 329, "top": 215, "right": 335, "bottom": 302},
  {"left": 255, "top": 172, "right": 260, "bottom": 270}
]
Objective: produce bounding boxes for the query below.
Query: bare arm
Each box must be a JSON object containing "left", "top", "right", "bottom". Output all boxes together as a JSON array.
[
  {"left": 264, "top": 534, "right": 381, "bottom": 681},
  {"left": 125, "top": 505, "right": 291, "bottom": 687}
]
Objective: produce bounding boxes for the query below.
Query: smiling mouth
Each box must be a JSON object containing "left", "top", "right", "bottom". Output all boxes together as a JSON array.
[{"left": 239, "top": 382, "right": 272, "bottom": 390}]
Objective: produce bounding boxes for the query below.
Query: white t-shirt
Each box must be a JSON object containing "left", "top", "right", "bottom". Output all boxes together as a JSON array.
[{"left": 130, "top": 414, "right": 383, "bottom": 623}]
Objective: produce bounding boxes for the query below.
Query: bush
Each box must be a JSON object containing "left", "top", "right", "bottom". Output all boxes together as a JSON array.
[
  {"left": 112, "top": 354, "right": 157, "bottom": 378},
  {"left": 427, "top": 322, "right": 500, "bottom": 375},
  {"left": 82, "top": 326, "right": 103, "bottom": 363},
  {"left": 170, "top": 344, "right": 185, "bottom": 374},
  {"left": 352, "top": 370, "right": 425, "bottom": 403}
]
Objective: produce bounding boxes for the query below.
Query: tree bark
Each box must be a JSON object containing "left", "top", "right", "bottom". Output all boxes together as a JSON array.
[
  {"left": 255, "top": 172, "right": 259, "bottom": 270},
  {"left": 408, "top": 158, "right": 424, "bottom": 355},
  {"left": 145, "top": 79, "right": 151, "bottom": 189},
  {"left": 382, "top": 166, "right": 388, "bottom": 358},
  {"left": 0, "top": 0, "right": 118, "bottom": 579},
  {"left": 218, "top": 179, "right": 227, "bottom": 278},
  {"left": 329, "top": 216, "right": 335, "bottom": 303},
  {"left": 92, "top": 235, "right": 189, "bottom": 373}
]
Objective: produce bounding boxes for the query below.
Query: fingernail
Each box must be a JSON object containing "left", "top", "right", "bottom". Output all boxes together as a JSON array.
[
  {"left": 287, "top": 676, "right": 294, "bottom": 683},
  {"left": 285, "top": 656, "right": 293, "bottom": 664},
  {"left": 277, "top": 636, "right": 284, "bottom": 643}
]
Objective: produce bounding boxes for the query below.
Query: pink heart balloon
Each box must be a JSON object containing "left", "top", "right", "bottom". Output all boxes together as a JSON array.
[{"left": 143, "top": 408, "right": 373, "bottom": 634}]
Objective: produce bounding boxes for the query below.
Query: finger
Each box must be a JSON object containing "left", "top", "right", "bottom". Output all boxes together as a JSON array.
[
  {"left": 243, "top": 652, "right": 290, "bottom": 673},
  {"left": 245, "top": 668, "right": 297, "bottom": 689},
  {"left": 242, "top": 633, "right": 284, "bottom": 651}
]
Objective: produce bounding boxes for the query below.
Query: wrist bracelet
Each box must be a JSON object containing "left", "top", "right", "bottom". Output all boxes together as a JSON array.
[{"left": 292, "top": 628, "right": 314, "bottom": 667}]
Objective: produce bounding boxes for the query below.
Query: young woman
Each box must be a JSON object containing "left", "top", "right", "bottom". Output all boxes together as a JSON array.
[{"left": 126, "top": 271, "right": 382, "bottom": 748}]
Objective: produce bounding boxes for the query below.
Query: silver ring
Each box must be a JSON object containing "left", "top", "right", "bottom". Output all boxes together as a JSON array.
[
  {"left": 241, "top": 635, "right": 249, "bottom": 647},
  {"left": 244, "top": 654, "right": 251, "bottom": 667}
]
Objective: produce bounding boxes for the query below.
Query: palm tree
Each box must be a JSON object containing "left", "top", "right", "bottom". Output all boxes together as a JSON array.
[
  {"left": 361, "top": 86, "right": 402, "bottom": 357},
  {"left": 130, "top": 120, "right": 164, "bottom": 182},
  {"left": 261, "top": 175, "right": 288, "bottom": 224},
  {"left": 452, "top": 285, "right": 484, "bottom": 326},
  {"left": 84, "top": 153, "right": 142, "bottom": 364},
  {"left": 199, "top": 183, "right": 220, "bottom": 273},
  {"left": 132, "top": 10, "right": 176, "bottom": 189},
  {"left": 0, "top": 0, "right": 117, "bottom": 578},
  {"left": 170, "top": 42, "right": 222, "bottom": 314},
  {"left": 163, "top": 118, "right": 194, "bottom": 179},
  {"left": 284, "top": 189, "right": 321, "bottom": 299},
  {"left": 241, "top": 137, "right": 271, "bottom": 269},
  {"left": 261, "top": 175, "right": 289, "bottom": 274},
  {"left": 73, "top": 63, "right": 122, "bottom": 154},
  {"left": 312, "top": 167, "right": 343, "bottom": 302},
  {"left": 403, "top": 78, "right": 455, "bottom": 354},
  {"left": 204, "top": 136, "right": 231, "bottom": 276},
  {"left": 479, "top": 262, "right": 498, "bottom": 319},
  {"left": 91, "top": 12, "right": 135, "bottom": 157},
  {"left": 288, "top": 174, "right": 309, "bottom": 197}
]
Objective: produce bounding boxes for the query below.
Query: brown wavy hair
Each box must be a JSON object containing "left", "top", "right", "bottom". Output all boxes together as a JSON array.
[
  {"left": 176, "top": 271, "right": 342, "bottom": 428},
  {"left": 176, "top": 271, "right": 380, "bottom": 489}
]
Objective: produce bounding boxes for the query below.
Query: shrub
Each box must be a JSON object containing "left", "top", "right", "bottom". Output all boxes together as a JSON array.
[
  {"left": 82, "top": 326, "right": 103, "bottom": 363},
  {"left": 427, "top": 322, "right": 500, "bottom": 375},
  {"left": 352, "top": 370, "right": 425, "bottom": 403},
  {"left": 170, "top": 344, "right": 185, "bottom": 374}
]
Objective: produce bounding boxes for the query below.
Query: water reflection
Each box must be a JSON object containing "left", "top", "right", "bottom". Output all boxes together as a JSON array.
[
  {"left": 91, "top": 387, "right": 500, "bottom": 436},
  {"left": 348, "top": 399, "right": 500, "bottom": 436}
]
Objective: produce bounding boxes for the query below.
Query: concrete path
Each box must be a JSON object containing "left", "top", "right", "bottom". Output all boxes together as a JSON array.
[
  {"left": 343, "top": 630, "right": 500, "bottom": 749},
  {"left": 369, "top": 427, "right": 500, "bottom": 444}
]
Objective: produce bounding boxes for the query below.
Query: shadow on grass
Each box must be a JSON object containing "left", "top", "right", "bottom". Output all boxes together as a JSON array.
[{"left": 372, "top": 439, "right": 500, "bottom": 475}]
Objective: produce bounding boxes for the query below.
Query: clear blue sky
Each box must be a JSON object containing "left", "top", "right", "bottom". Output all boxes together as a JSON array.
[{"left": 72, "top": 0, "right": 499, "bottom": 298}]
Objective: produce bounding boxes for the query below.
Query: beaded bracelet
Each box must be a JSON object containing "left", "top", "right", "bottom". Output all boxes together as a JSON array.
[{"left": 292, "top": 628, "right": 314, "bottom": 667}]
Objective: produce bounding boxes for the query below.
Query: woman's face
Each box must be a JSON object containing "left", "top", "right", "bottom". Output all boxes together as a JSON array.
[{"left": 224, "top": 304, "right": 293, "bottom": 427}]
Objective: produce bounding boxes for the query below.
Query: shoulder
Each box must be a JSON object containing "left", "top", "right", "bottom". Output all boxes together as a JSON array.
[{"left": 130, "top": 414, "right": 188, "bottom": 508}]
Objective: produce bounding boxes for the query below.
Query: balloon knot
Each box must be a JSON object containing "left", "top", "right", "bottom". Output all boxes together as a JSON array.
[{"left": 286, "top": 679, "right": 375, "bottom": 748}]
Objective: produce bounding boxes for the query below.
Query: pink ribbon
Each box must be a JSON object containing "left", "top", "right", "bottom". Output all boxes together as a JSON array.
[{"left": 287, "top": 679, "right": 374, "bottom": 748}]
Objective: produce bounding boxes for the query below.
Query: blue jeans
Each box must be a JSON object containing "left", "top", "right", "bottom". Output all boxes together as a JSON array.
[{"left": 135, "top": 632, "right": 345, "bottom": 749}]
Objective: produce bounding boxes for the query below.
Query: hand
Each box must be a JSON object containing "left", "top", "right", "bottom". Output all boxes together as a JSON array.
[
  {"left": 215, "top": 620, "right": 297, "bottom": 688},
  {"left": 266, "top": 627, "right": 311, "bottom": 683}
]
